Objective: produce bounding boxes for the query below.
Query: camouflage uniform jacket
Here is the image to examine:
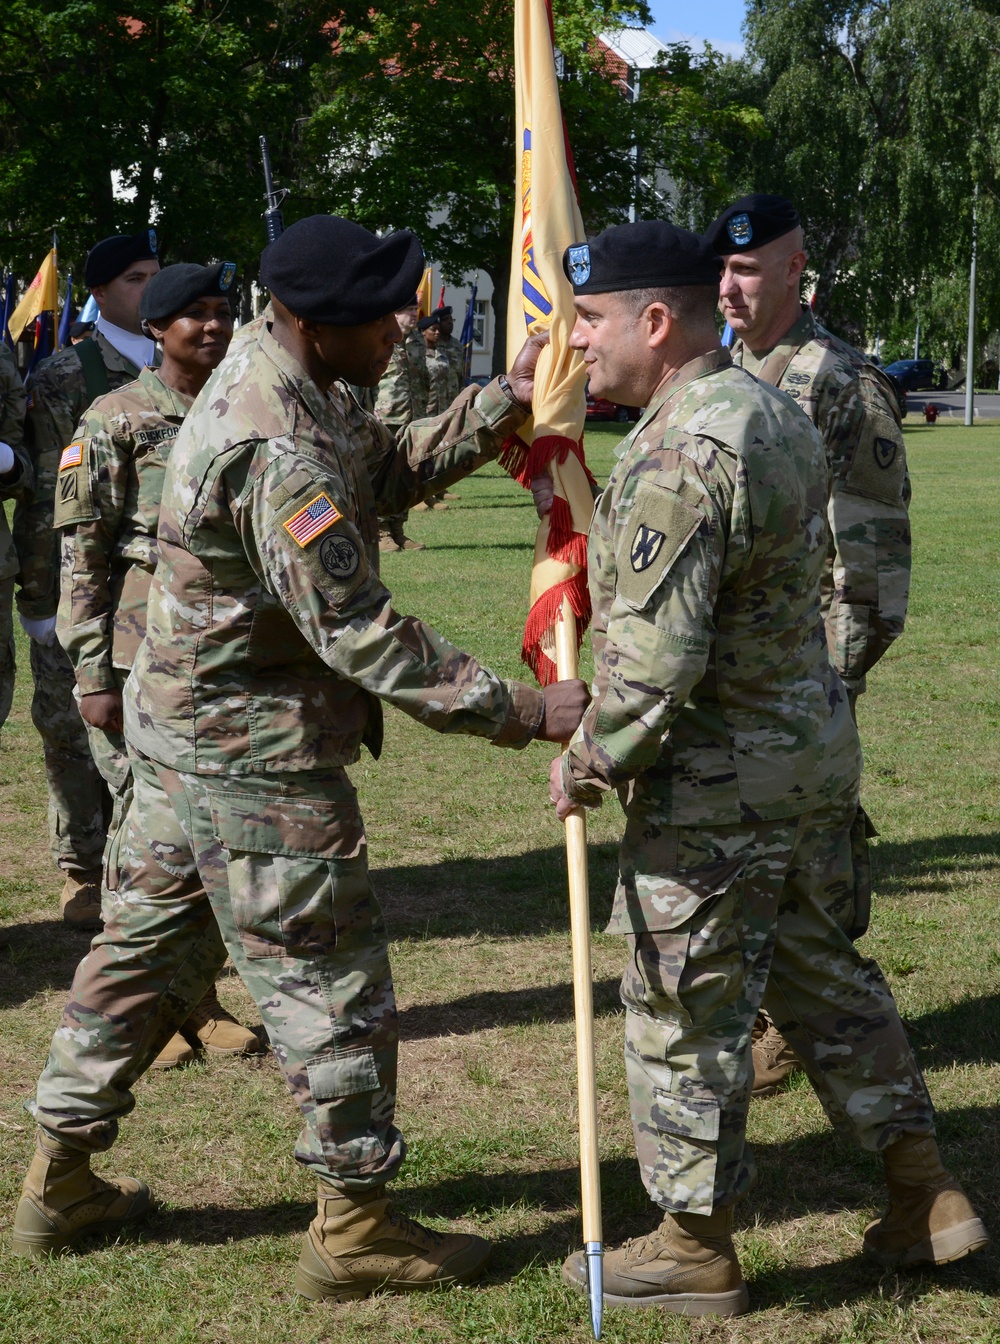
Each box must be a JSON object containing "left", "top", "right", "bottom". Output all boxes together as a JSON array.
[
  {"left": 732, "top": 308, "right": 910, "bottom": 692},
  {"left": 0, "top": 343, "right": 31, "bottom": 584},
  {"left": 125, "top": 321, "right": 544, "bottom": 775},
  {"left": 14, "top": 331, "right": 154, "bottom": 620},
  {"left": 562, "top": 347, "right": 861, "bottom": 828},
  {"left": 53, "top": 366, "right": 192, "bottom": 695},
  {"left": 374, "top": 328, "right": 429, "bottom": 430},
  {"left": 425, "top": 335, "right": 464, "bottom": 416}
]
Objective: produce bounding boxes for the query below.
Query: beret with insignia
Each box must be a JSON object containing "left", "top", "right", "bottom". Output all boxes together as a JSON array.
[
  {"left": 562, "top": 220, "right": 722, "bottom": 294},
  {"left": 260, "top": 216, "right": 425, "bottom": 326},
  {"left": 704, "top": 194, "right": 801, "bottom": 256},
  {"left": 139, "top": 262, "right": 238, "bottom": 324},
  {"left": 85, "top": 228, "right": 159, "bottom": 288}
]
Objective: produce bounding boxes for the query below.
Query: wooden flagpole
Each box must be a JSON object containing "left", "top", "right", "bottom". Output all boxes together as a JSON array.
[{"left": 555, "top": 596, "right": 603, "bottom": 1340}]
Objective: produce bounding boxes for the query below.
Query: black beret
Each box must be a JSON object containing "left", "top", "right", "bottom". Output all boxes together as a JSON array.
[
  {"left": 85, "top": 228, "right": 159, "bottom": 288},
  {"left": 260, "top": 216, "right": 424, "bottom": 326},
  {"left": 704, "top": 195, "right": 801, "bottom": 255},
  {"left": 432, "top": 305, "right": 452, "bottom": 318},
  {"left": 417, "top": 313, "right": 440, "bottom": 331},
  {"left": 563, "top": 220, "right": 722, "bottom": 293},
  {"left": 139, "top": 262, "right": 237, "bottom": 324},
  {"left": 69, "top": 321, "right": 95, "bottom": 338}
]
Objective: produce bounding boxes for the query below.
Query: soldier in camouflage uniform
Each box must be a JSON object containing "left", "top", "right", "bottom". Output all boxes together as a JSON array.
[
  {"left": 14, "top": 217, "right": 589, "bottom": 1299},
  {"left": 422, "top": 306, "right": 464, "bottom": 414},
  {"left": 707, "top": 195, "right": 911, "bottom": 1097},
  {"left": 54, "top": 262, "right": 261, "bottom": 1070},
  {"left": 14, "top": 229, "right": 160, "bottom": 928},
  {"left": 549, "top": 222, "right": 986, "bottom": 1316},
  {"left": 416, "top": 307, "right": 464, "bottom": 511},
  {"left": 374, "top": 298, "right": 428, "bottom": 550},
  {"left": 0, "top": 345, "right": 31, "bottom": 735}
]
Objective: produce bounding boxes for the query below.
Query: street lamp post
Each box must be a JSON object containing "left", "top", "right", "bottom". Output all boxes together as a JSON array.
[{"left": 965, "top": 188, "right": 978, "bottom": 428}]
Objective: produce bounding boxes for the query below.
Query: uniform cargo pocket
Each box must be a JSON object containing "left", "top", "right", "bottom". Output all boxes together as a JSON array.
[
  {"left": 211, "top": 791, "right": 370, "bottom": 960},
  {"left": 651, "top": 1084, "right": 721, "bottom": 1142},
  {"left": 307, "top": 1047, "right": 380, "bottom": 1100}
]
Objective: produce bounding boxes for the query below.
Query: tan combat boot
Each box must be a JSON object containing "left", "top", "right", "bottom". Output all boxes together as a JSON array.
[
  {"left": 12, "top": 1130, "right": 151, "bottom": 1257},
  {"left": 562, "top": 1206, "right": 749, "bottom": 1316},
  {"left": 295, "top": 1185, "right": 491, "bottom": 1301},
  {"left": 149, "top": 1031, "right": 197, "bottom": 1070},
  {"left": 181, "top": 982, "right": 263, "bottom": 1056},
  {"left": 60, "top": 870, "right": 104, "bottom": 931},
  {"left": 864, "top": 1133, "right": 989, "bottom": 1267},
  {"left": 752, "top": 1011, "right": 800, "bottom": 1097},
  {"left": 379, "top": 525, "right": 402, "bottom": 553},
  {"left": 389, "top": 519, "right": 425, "bottom": 552}
]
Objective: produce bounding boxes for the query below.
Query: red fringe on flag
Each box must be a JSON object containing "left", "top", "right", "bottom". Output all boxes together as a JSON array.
[
  {"left": 521, "top": 567, "right": 591, "bottom": 687},
  {"left": 498, "top": 430, "right": 594, "bottom": 685},
  {"left": 498, "top": 432, "right": 597, "bottom": 492},
  {"left": 546, "top": 493, "right": 588, "bottom": 566}
]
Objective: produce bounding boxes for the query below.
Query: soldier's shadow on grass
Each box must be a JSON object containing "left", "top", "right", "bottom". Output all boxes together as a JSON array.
[
  {"left": 375, "top": 842, "right": 619, "bottom": 941},
  {"left": 870, "top": 830, "right": 1000, "bottom": 898},
  {"left": 0, "top": 917, "right": 94, "bottom": 1010},
  {"left": 398, "top": 976, "right": 623, "bottom": 1039}
]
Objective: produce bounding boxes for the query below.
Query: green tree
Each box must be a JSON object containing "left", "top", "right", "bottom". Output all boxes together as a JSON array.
[
  {"left": 303, "top": 4, "right": 760, "bottom": 369},
  {"left": 0, "top": 0, "right": 342, "bottom": 308},
  {"left": 720, "top": 0, "right": 1000, "bottom": 363}
]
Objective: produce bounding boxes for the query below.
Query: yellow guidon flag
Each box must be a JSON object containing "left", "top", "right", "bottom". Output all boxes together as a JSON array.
[
  {"left": 416, "top": 265, "right": 434, "bottom": 319},
  {"left": 500, "top": 0, "right": 596, "bottom": 687},
  {"left": 8, "top": 248, "right": 59, "bottom": 344}
]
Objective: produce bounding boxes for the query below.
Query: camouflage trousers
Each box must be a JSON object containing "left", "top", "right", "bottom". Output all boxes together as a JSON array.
[
  {"left": 33, "top": 751, "right": 404, "bottom": 1191},
  {"left": 0, "top": 575, "right": 14, "bottom": 730},
  {"left": 617, "top": 789, "right": 934, "bottom": 1216},
  {"left": 28, "top": 637, "right": 109, "bottom": 875}
]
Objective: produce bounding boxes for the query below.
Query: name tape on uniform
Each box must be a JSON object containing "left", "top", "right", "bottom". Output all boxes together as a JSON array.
[
  {"left": 59, "top": 442, "right": 84, "bottom": 471},
  {"left": 283, "top": 492, "right": 342, "bottom": 546}
]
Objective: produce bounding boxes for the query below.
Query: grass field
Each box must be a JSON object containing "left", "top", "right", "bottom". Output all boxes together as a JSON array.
[{"left": 1, "top": 419, "right": 998, "bottom": 1344}]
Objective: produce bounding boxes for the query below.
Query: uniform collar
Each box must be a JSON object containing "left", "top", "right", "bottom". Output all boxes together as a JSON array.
[
  {"left": 257, "top": 321, "right": 348, "bottom": 436},
  {"left": 136, "top": 364, "right": 195, "bottom": 418},
  {"left": 641, "top": 347, "right": 733, "bottom": 421},
  {"left": 735, "top": 305, "right": 816, "bottom": 367}
]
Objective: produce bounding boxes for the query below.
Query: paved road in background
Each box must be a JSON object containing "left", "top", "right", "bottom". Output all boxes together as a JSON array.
[{"left": 905, "top": 389, "right": 1000, "bottom": 419}]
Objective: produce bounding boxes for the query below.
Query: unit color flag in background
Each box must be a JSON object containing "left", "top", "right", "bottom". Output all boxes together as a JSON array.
[
  {"left": 501, "top": 0, "right": 596, "bottom": 687},
  {"left": 8, "top": 247, "right": 58, "bottom": 345}
]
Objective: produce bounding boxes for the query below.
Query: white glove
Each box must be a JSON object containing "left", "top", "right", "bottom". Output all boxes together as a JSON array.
[
  {"left": 18, "top": 614, "right": 58, "bottom": 646},
  {"left": 0, "top": 441, "right": 14, "bottom": 475}
]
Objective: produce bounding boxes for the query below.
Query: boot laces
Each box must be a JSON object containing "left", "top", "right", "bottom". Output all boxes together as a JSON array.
[{"left": 387, "top": 1208, "right": 443, "bottom": 1247}]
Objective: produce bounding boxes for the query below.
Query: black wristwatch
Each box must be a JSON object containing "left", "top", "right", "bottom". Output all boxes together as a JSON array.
[{"left": 498, "top": 373, "right": 528, "bottom": 410}]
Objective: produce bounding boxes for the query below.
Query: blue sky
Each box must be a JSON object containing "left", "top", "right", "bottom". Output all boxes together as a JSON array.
[{"left": 645, "top": 0, "right": 747, "bottom": 57}]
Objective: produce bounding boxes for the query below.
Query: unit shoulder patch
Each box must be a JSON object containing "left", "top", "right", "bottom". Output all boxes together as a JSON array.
[
  {"left": 845, "top": 409, "right": 906, "bottom": 506},
  {"left": 617, "top": 480, "right": 704, "bottom": 611},
  {"left": 319, "top": 532, "right": 360, "bottom": 579}
]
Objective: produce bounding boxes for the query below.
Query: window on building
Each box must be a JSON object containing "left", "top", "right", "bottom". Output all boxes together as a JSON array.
[{"left": 473, "top": 299, "right": 490, "bottom": 350}]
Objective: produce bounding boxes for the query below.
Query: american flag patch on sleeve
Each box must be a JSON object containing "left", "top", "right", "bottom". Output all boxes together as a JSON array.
[
  {"left": 282, "top": 492, "right": 342, "bottom": 546},
  {"left": 59, "top": 442, "right": 84, "bottom": 471}
]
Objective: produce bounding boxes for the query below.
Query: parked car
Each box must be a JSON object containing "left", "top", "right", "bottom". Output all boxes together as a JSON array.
[
  {"left": 585, "top": 385, "right": 641, "bottom": 422},
  {"left": 882, "top": 358, "right": 947, "bottom": 392}
]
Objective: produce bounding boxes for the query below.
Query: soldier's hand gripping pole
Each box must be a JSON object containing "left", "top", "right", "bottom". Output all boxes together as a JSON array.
[
  {"left": 555, "top": 597, "right": 603, "bottom": 1341},
  {"left": 259, "top": 135, "right": 287, "bottom": 243}
]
